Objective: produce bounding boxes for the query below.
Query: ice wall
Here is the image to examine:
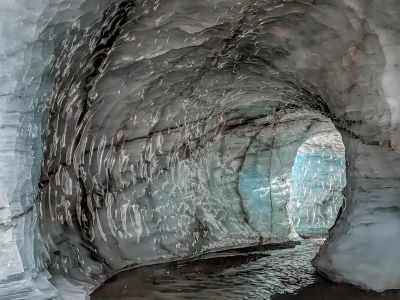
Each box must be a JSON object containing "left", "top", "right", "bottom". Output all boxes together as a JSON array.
[
  {"left": 289, "top": 131, "right": 346, "bottom": 236},
  {"left": 0, "top": 0, "right": 117, "bottom": 299},
  {"left": 1, "top": 0, "right": 400, "bottom": 298}
]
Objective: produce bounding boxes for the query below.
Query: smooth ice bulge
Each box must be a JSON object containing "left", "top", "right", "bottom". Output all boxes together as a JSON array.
[{"left": 1, "top": 0, "right": 400, "bottom": 299}]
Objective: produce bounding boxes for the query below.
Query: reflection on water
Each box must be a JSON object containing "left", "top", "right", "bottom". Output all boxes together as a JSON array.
[
  {"left": 274, "top": 278, "right": 400, "bottom": 300},
  {"left": 92, "top": 240, "right": 400, "bottom": 300}
]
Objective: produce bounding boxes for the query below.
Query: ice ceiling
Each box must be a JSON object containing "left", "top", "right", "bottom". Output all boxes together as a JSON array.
[{"left": 1, "top": 0, "right": 400, "bottom": 299}]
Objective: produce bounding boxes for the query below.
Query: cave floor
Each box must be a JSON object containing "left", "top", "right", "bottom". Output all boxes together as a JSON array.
[{"left": 92, "top": 239, "right": 400, "bottom": 300}]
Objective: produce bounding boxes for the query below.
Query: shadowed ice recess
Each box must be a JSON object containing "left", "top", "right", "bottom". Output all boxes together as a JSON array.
[{"left": 1, "top": 0, "right": 400, "bottom": 299}]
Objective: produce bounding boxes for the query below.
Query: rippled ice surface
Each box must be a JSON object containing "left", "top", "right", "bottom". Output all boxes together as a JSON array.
[{"left": 92, "top": 240, "right": 320, "bottom": 299}]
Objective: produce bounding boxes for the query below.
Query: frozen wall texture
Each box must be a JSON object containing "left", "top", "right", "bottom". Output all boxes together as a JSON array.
[
  {"left": 0, "top": 1, "right": 118, "bottom": 298},
  {"left": 1, "top": 0, "right": 400, "bottom": 298}
]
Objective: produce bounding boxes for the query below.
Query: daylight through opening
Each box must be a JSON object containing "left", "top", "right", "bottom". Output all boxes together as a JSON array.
[{"left": 288, "top": 127, "right": 346, "bottom": 238}]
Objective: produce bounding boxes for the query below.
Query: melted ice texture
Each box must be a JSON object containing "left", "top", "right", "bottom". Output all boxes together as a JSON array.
[{"left": 1, "top": 0, "right": 400, "bottom": 299}]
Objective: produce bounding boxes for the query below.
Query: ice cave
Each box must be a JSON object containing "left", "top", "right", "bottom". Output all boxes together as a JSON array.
[{"left": 1, "top": 0, "right": 400, "bottom": 299}]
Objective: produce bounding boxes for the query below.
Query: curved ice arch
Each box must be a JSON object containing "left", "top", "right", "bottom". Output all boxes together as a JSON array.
[{"left": 1, "top": 0, "right": 400, "bottom": 298}]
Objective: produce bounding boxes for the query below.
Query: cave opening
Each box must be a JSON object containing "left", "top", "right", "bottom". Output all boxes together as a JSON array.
[
  {"left": 288, "top": 128, "right": 346, "bottom": 239},
  {"left": 234, "top": 107, "right": 346, "bottom": 243}
]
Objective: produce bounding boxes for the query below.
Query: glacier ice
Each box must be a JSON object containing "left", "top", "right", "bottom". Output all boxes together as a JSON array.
[
  {"left": 0, "top": 0, "right": 400, "bottom": 298},
  {"left": 0, "top": 0, "right": 119, "bottom": 298}
]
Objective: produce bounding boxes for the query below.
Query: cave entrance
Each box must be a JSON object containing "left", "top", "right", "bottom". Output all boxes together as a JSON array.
[
  {"left": 236, "top": 109, "right": 345, "bottom": 242},
  {"left": 288, "top": 129, "right": 346, "bottom": 238}
]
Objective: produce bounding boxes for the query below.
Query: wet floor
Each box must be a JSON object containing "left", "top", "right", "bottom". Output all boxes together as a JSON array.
[{"left": 92, "top": 240, "right": 400, "bottom": 300}]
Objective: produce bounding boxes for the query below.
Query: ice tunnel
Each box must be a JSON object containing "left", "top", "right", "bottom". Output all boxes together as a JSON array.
[{"left": 1, "top": 0, "right": 400, "bottom": 299}]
